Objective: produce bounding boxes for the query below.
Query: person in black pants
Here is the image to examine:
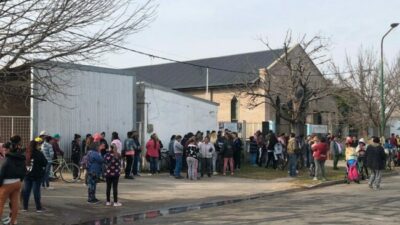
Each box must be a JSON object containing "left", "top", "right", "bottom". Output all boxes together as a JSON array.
[
  {"left": 168, "top": 135, "right": 176, "bottom": 176},
  {"left": 104, "top": 144, "right": 122, "bottom": 206},
  {"left": 132, "top": 132, "right": 142, "bottom": 176},
  {"left": 232, "top": 132, "right": 243, "bottom": 171},
  {"left": 123, "top": 131, "right": 134, "bottom": 179},
  {"left": 265, "top": 133, "right": 278, "bottom": 169},
  {"left": 71, "top": 134, "right": 81, "bottom": 179},
  {"left": 23, "top": 138, "right": 48, "bottom": 212}
]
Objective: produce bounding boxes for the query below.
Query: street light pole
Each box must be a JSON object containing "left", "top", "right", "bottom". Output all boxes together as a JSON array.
[{"left": 380, "top": 23, "right": 399, "bottom": 137}]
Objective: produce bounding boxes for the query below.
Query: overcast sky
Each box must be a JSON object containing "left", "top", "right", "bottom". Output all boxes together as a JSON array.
[{"left": 98, "top": 0, "right": 400, "bottom": 71}]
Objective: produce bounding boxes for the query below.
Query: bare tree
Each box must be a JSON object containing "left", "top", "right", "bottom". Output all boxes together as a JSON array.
[
  {"left": 0, "top": 0, "right": 156, "bottom": 103},
  {"left": 238, "top": 32, "right": 333, "bottom": 135},
  {"left": 332, "top": 49, "right": 400, "bottom": 136}
]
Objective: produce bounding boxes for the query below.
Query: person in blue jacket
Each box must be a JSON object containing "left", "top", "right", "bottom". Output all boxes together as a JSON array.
[{"left": 87, "top": 142, "right": 104, "bottom": 204}]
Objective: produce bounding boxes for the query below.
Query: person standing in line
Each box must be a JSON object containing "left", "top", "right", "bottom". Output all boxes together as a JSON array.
[
  {"left": 232, "top": 132, "right": 243, "bottom": 171},
  {"left": 174, "top": 135, "right": 184, "bottom": 179},
  {"left": 222, "top": 133, "right": 235, "bottom": 176},
  {"left": 104, "top": 144, "right": 122, "bottom": 207},
  {"left": 209, "top": 131, "right": 218, "bottom": 175},
  {"left": 23, "top": 138, "right": 47, "bottom": 212},
  {"left": 265, "top": 133, "right": 278, "bottom": 169},
  {"left": 365, "top": 137, "right": 386, "bottom": 190},
  {"left": 87, "top": 142, "right": 104, "bottom": 204},
  {"left": 156, "top": 140, "right": 164, "bottom": 174},
  {"left": 0, "top": 136, "right": 27, "bottom": 225},
  {"left": 132, "top": 132, "right": 142, "bottom": 176},
  {"left": 110, "top": 132, "right": 123, "bottom": 172},
  {"left": 330, "top": 136, "right": 341, "bottom": 170},
  {"left": 83, "top": 136, "right": 94, "bottom": 186},
  {"left": 198, "top": 136, "right": 215, "bottom": 178},
  {"left": 100, "top": 132, "right": 109, "bottom": 150},
  {"left": 248, "top": 136, "right": 259, "bottom": 166},
  {"left": 71, "top": 134, "right": 81, "bottom": 180},
  {"left": 287, "top": 133, "right": 297, "bottom": 177},
  {"left": 312, "top": 136, "right": 328, "bottom": 181},
  {"left": 345, "top": 136, "right": 357, "bottom": 162},
  {"left": 110, "top": 132, "right": 122, "bottom": 154},
  {"left": 186, "top": 139, "right": 199, "bottom": 180},
  {"left": 51, "top": 133, "right": 64, "bottom": 159},
  {"left": 168, "top": 135, "right": 176, "bottom": 177},
  {"left": 145, "top": 133, "right": 160, "bottom": 175},
  {"left": 356, "top": 138, "right": 368, "bottom": 180},
  {"left": 41, "top": 136, "right": 54, "bottom": 190},
  {"left": 123, "top": 131, "right": 135, "bottom": 179},
  {"left": 215, "top": 131, "right": 225, "bottom": 174},
  {"left": 82, "top": 134, "right": 92, "bottom": 155}
]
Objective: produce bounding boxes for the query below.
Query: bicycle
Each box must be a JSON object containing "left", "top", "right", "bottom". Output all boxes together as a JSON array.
[{"left": 52, "top": 157, "right": 81, "bottom": 183}]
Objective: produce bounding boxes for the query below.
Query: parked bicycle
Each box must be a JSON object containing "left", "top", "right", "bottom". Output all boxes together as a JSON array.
[{"left": 52, "top": 157, "right": 81, "bottom": 183}]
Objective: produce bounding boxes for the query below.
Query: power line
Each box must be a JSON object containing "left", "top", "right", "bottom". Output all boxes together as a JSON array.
[
  {"left": 13, "top": 14, "right": 371, "bottom": 78},
  {"left": 69, "top": 31, "right": 370, "bottom": 77}
]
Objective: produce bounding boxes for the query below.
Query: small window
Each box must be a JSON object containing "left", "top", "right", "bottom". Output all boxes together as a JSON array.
[{"left": 231, "top": 96, "right": 238, "bottom": 121}]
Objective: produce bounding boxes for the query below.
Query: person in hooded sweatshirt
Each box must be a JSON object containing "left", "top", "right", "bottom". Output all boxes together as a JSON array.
[
  {"left": 0, "top": 135, "right": 27, "bottom": 225},
  {"left": 365, "top": 136, "right": 386, "bottom": 190},
  {"left": 41, "top": 136, "right": 54, "bottom": 190},
  {"left": 23, "top": 138, "right": 47, "bottom": 212}
]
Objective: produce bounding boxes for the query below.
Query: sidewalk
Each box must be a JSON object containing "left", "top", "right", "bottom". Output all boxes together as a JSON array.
[{"left": 16, "top": 174, "right": 302, "bottom": 225}]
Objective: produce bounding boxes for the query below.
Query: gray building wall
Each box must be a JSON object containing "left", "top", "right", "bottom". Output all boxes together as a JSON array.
[{"left": 31, "top": 63, "right": 136, "bottom": 159}]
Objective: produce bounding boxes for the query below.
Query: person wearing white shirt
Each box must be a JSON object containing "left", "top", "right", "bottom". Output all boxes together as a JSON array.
[{"left": 198, "top": 136, "right": 215, "bottom": 178}]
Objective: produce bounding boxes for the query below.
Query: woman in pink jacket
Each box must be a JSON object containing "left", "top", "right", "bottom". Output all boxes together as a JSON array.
[{"left": 146, "top": 133, "right": 160, "bottom": 175}]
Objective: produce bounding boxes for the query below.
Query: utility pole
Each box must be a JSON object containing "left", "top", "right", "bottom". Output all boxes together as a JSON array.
[{"left": 380, "top": 23, "right": 399, "bottom": 137}]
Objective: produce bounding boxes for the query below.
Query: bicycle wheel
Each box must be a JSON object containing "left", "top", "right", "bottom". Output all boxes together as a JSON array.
[{"left": 60, "top": 163, "right": 81, "bottom": 183}]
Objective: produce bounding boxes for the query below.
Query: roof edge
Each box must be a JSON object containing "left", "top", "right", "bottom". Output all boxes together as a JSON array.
[
  {"left": 123, "top": 48, "right": 284, "bottom": 70},
  {"left": 33, "top": 61, "right": 135, "bottom": 76},
  {"left": 138, "top": 81, "right": 219, "bottom": 106}
]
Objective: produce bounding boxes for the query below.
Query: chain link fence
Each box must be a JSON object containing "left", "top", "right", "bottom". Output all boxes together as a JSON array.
[{"left": 0, "top": 116, "right": 31, "bottom": 146}]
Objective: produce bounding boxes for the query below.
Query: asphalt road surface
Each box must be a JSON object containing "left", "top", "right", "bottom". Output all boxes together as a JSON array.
[{"left": 130, "top": 175, "right": 400, "bottom": 225}]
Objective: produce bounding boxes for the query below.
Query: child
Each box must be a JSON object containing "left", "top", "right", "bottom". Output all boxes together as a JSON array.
[
  {"left": 104, "top": 144, "right": 122, "bottom": 207},
  {"left": 87, "top": 143, "right": 104, "bottom": 204}
]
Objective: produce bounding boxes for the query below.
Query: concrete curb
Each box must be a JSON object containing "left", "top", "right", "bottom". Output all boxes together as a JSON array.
[{"left": 73, "top": 171, "right": 399, "bottom": 225}]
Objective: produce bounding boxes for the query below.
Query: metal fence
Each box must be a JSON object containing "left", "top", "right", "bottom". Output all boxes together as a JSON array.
[{"left": 0, "top": 116, "right": 31, "bottom": 147}]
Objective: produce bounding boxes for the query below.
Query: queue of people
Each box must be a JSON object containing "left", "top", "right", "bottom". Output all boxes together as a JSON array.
[{"left": 0, "top": 129, "right": 395, "bottom": 225}]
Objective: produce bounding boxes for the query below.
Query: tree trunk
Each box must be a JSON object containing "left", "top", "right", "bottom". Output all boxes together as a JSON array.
[{"left": 291, "top": 121, "right": 305, "bottom": 137}]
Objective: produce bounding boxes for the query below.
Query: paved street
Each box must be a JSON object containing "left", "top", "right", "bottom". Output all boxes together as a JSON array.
[{"left": 132, "top": 175, "right": 400, "bottom": 225}]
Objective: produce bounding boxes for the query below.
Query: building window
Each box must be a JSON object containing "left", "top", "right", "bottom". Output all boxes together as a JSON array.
[{"left": 231, "top": 96, "right": 238, "bottom": 122}]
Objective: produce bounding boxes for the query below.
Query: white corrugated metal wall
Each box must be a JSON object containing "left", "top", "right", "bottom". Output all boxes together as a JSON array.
[
  {"left": 32, "top": 65, "right": 136, "bottom": 160},
  {"left": 142, "top": 83, "right": 218, "bottom": 148}
]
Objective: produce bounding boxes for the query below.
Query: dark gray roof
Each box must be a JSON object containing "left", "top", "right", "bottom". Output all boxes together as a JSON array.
[{"left": 124, "top": 49, "right": 283, "bottom": 89}]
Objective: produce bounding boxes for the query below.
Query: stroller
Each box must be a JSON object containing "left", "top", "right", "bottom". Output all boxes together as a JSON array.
[{"left": 345, "top": 159, "right": 360, "bottom": 184}]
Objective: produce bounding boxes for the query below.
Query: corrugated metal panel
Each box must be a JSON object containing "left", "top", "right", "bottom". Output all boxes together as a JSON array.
[{"left": 33, "top": 67, "right": 136, "bottom": 160}]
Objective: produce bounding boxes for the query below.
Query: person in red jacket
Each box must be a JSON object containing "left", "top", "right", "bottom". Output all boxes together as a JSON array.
[
  {"left": 145, "top": 133, "right": 160, "bottom": 175},
  {"left": 312, "top": 136, "right": 328, "bottom": 181}
]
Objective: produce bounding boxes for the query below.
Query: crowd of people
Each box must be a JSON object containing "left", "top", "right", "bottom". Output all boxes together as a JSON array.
[
  {"left": 249, "top": 130, "right": 394, "bottom": 189},
  {"left": 167, "top": 130, "right": 243, "bottom": 180},
  {"left": 0, "top": 129, "right": 397, "bottom": 225}
]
